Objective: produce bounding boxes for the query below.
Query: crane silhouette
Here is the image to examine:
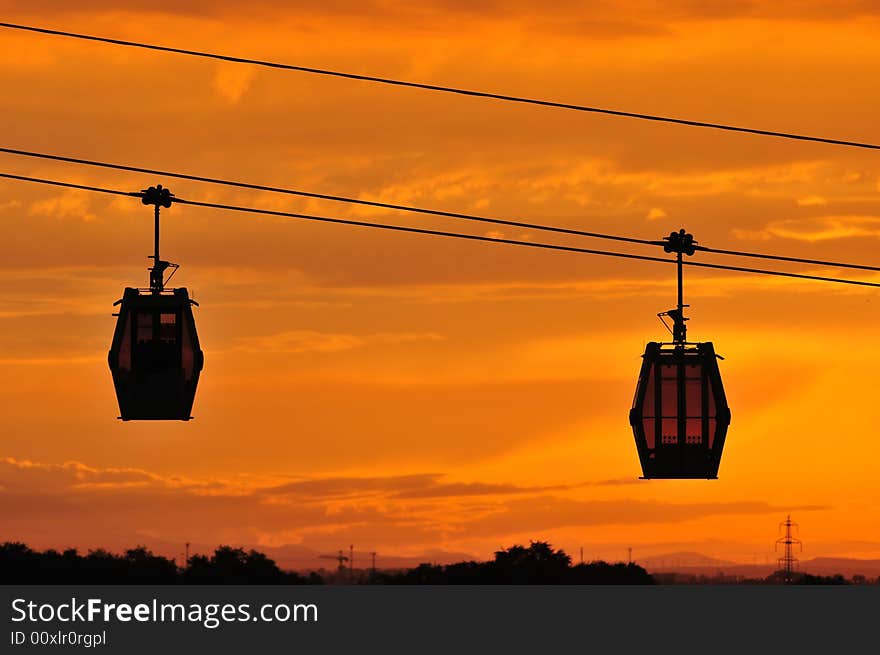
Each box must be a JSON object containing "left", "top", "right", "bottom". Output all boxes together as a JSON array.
[{"left": 318, "top": 550, "right": 349, "bottom": 572}]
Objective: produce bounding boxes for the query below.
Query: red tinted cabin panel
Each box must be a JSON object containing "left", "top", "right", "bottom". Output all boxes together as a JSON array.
[
  {"left": 642, "top": 365, "right": 655, "bottom": 417},
  {"left": 180, "top": 310, "right": 195, "bottom": 382},
  {"left": 659, "top": 365, "right": 677, "bottom": 418},
  {"left": 642, "top": 419, "right": 655, "bottom": 450},
  {"left": 136, "top": 312, "right": 152, "bottom": 343},
  {"left": 116, "top": 312, "right": 132, "bottom": 372},
  {"left": 159, "top": 313, "right": 176, "bottom": 342}
]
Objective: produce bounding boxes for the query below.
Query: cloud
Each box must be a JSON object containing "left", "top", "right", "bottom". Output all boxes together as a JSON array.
[
  {"left": 391, "top": 481, "right": 571, "bottom": 499},
  {"left": 235, "top": 330, "right": 445, "bottom": 354},
  {"left": 244, "top": 330, "right": 364, "bottom": 354},
  {"left": 593, "top": 477, "right": 645, "bottom": 487},
  {"left": 646, "top": 207, "right": 667, "bottom": 220},
  {"left": 29, "top": 193, "right": 96, "bottom": 222},
  {"left": 0, "top": 456, "right": 827, "bottom": 557},
  {"left": 264, "top": 474, "right": 440, "bottom": 498},
  {"left": 352, "top": 169, "right": 496, "bottom": 216},
  {"left": 456, "top": 496, "right": 830, "bottom": 539},
  {"left": 3, "top": 1, "right": 879, "bottom": 25},
  {"left": 0, "top": 457, "right": 165, "bottom": 491},
  {"left": 734, "top": 215, "right": 880, "bottom": 242},
  {"left": 212, "top": 65, "right": 255, "bottom": 104}
]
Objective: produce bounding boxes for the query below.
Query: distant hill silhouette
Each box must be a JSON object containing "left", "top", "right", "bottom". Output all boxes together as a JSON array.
[
  {"left": 641, "top": 552, "right": 880, "bottom": 579},
  {"left": 639, "top": 551, "right": 737, "bottom": 570}
]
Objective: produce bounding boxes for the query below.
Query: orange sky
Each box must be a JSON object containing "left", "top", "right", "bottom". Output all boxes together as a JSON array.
[{"left": 2, "top": 1, "right": 880, "bottom": 568}]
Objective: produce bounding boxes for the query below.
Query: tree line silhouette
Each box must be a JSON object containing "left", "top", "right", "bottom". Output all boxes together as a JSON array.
[
  {"left": 0, "top": 542, "right": 321, "bottom": 585},
  {"left": 3, "top": 540, "right": 863, "bottom": 584},
  {"left": 1, "top": 540, "right": 652, "bottom": 585},
  {"left": 378, "top": 541, "right": 654, "bottom": 584}
]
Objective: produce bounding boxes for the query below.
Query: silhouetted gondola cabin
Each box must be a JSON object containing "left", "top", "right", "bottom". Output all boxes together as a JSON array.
[
  {"left": 107, "top": 185, "right": 204, "bottom": 421},
  {"left": 629, "top": 342, "right": 731, "bottom": 479},
  {"left": 108, "top": 287, "right": 203, "bottom": 420}
]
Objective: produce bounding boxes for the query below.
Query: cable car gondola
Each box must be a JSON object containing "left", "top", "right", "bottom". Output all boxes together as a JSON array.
[
  {"left": 108, "top": 185, "right": 203, "bottom": 420},
  {"left": 629, "top": 230, "right": 731, "bottom": 479}
]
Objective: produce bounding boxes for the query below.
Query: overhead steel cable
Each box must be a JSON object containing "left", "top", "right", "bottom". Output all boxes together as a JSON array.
[
  {"left": 2, "top": 22, "right": 879, "bottom": 151},
  {"left": 0, "top": 146, "right": 654, "bottom": 247},
  {"left": 0, "top": 172, "right": 138, "bottom": 199},
  {"left": 694, "top": 244, "right": 880, "bottom": 273},
  {"left": 2, "top": 171, "right": 880, "bottom": 289},
  {"left": 3, "top": 146, "right": 880, "bottom": 274}
]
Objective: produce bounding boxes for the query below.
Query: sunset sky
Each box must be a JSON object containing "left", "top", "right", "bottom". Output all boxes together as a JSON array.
[{"left": 2, "top": 1, "right": 880, "bottom": 568}]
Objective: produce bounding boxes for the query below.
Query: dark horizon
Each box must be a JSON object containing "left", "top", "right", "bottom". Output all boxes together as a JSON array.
[{"left": 4, "top": 540, "right": 877, "bottom": 586}]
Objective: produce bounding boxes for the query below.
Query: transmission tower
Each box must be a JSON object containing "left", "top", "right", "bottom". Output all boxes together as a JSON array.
[{"left": 775, "top": 515, "right": 803, "bottom": 583}]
